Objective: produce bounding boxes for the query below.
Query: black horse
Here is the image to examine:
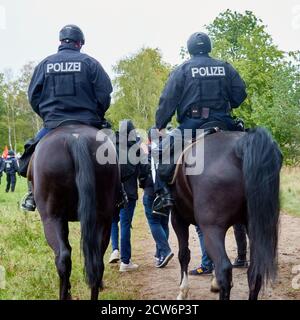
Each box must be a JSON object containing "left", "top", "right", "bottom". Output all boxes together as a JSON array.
[
  {"left": 28, "top": 125, "right": 119, "bottom": 300},
  {"left": 172, "top": 127, "right": 282, "bottom": 300}
]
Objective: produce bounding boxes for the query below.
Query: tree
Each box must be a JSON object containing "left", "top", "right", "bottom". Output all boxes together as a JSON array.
[
  {"left": 0, "top": 73, "right": 7, "bottom": 150},
  {"left": 107, "top": 48, "right": 171, "bottom": 130},
  {"left": 0, "top": 62, "right": 38, "bottom": 152}
]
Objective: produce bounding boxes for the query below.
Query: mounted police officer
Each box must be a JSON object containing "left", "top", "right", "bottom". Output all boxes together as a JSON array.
[
  {"left": 4, "top": 150, "right": 19, "bottom": 192},
  {"left": 20, "top": 24, "right": 113, "bottom": 211},
  {"left": 153, "top": 32, "right": 247, "bottom": 215}
]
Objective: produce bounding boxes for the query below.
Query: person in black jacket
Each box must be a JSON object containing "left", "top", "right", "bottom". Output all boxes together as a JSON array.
[
  {"left": 140, "top": 128, "right": 174, "bottom": 268},
  {"left": 28, "top": 25, "right": 112, "bottom": 131},
  {"left": 109, "top": 120, "right": 149, "bottom": 272},
  {"left": 4, "top": 150, "right": 19, "bottom": 192},
  {"left": 20, "top": 24, "right": 113, "bottom": 211},
  {"left": 153, "top": 32, "right": 247, "bottom": 215}
]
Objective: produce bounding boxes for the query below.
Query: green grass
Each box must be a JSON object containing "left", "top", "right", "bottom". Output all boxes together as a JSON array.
[
  {"left": 0, "top": 178, "right": 140, "bottom": 300},
  {"left": 280, "top": 167, "right": 300, "bottom": 217},
  {"left": 0, "top": 168, "right": 299, "bottom": 299}
]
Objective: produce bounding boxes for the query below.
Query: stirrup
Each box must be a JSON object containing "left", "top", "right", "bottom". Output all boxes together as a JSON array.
[
  {"left": 152, "top": 196, "right": 172, "bottom": 217},
  {"left": 20, "top": 193, "right": 36, "bottom": 212},
  {"left": 152, "top": 207, "right": 172, "bottom": 217}
]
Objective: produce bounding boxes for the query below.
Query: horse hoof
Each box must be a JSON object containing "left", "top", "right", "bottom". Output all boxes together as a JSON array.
[
  {"left": 210, "top": 277, "right": 220, "bottom": 293},
  {"left": 66, "top": 292, "right": 72, "bottom": 300},
  {"left": 210, "top": 286, "right": 220, "bottom": 293},
  {"left": 177, "top": 293, "right": 187, "bottom": 300},
  {"left": 100, "top": 280, "right": 105, "bottom": 292},
  {"left": 177, "top": 289, "right": 189, "bottom": 300},
  {"left": 177, "top": 293, "right": 183, "bottom": 300}
]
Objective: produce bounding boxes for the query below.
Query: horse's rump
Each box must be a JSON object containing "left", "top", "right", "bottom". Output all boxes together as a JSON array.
[{"left": 175, "top": 131, "right": 246, "bottom": 226}]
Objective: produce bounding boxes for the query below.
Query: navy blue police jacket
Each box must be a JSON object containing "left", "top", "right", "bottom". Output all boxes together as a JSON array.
[
  {"left": 4, "top": 157, "right": 19, "bottom": 175},
  {"left": 155, "top": 54, "right": 247, "bottom": 130},
  {"left": 28, "top": 43, "right": 113, "bottom": 129}
]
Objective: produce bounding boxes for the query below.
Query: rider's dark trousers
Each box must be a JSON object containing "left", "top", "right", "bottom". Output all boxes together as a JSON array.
[{"left": 6, "top": 173, "right": 16, "bottom": 192}]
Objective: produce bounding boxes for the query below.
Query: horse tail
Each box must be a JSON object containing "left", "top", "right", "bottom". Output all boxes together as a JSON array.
[
  {"left": 236, "top": 127, "right": 282, "bottom": 286},
  {"left": 67, "top": 135, "right": 102, "bottom": 289}
]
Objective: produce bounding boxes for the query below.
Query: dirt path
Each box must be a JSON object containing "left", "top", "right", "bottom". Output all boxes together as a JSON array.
[{"left": 132, "top": 214, "right": 300, "bottom": 300}]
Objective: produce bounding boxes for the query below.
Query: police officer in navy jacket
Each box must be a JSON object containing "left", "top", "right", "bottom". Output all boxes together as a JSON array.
[
  {"left": 29, "top": 24, "right": 112, "bottom": 132},
  {"left": 21, "top": 24, "right": 113, "bottom": 211},
  {"left": 153, "top": 32, "right": 247, "bottom": 215},
  {"left": 4, "top": 150, "right": 19, "bottom": 192}
]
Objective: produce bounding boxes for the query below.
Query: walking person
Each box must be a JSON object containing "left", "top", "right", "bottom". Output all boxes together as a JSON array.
[
  {"left": 189, "top": 226, "right": 214, "bottom": 275},
  {"left": 109, "top": 120, "right": 148, "bottom": 272},
  {"left": 232, "top": 224, "right": 248, "bottom": 268},
  {"left": 189, "top": 224, "right": 248, "bottom": 274},
  {"left": 140, "top": 128, "right": 174, "bottom": 268},
  {"left": 4, "top": 150, "right": 19, "bottom": 192}
]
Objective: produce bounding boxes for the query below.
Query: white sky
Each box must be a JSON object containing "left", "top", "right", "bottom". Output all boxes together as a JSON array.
[{"left": 0, "top": 0, "right": 300, "bottom": 78}]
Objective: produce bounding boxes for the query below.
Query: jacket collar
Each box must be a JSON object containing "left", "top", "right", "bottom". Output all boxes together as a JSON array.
[
  {"left": 192, "top": 53, "right": 210, "bottom": 58},
  {"left": 58, "top": 42, "right": 81, "bottom": 52}
]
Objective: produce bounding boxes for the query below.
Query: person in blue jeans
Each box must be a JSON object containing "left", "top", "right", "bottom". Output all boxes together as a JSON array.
[
  {"left": 140, "top": 127, "right": 174, "bottom": 268},
  {"left": 109, "top": 120, "right": 149, "bottom": 272},
  {"left": 190, "top": 224, "right": 248, "bottom": 275},
  {"left": 119, "top": 200, "right": 138, "bottom": 269},
  {"left": 189, "top": 226, "right": 214, "bottom": 275},
  {"left": 142, "top": 186, "right": 173, "bottom": 268}
]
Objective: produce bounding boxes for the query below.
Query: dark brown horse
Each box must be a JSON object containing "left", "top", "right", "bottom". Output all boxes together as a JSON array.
[
  {"left": 28, "top": 125, "right": 119, "bottom": 300},
  {"left": 172, "top": 127, "right": 282, "bottom": 300}
]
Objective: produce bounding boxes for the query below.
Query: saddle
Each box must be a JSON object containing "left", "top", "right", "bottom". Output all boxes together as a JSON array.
[
  {"left": 158, "top": 121, "right": 227, "bottom": 184},
  {"left": 18, "top": 119, "right": 112, "bottom": 178}
]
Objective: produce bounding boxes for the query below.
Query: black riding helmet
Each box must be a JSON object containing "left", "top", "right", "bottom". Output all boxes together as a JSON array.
[
  {"left": 187, "top": 32, "right": 212, "bottom": 55},
  {"left": 8, "top": 150, "right": 15, "bottom": 156},
  {"left": 59, "top": 24, "right": 85, "bottom": 45}
]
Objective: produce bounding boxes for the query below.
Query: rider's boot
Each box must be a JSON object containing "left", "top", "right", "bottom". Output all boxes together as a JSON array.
[
  {"left": 152, "top": 186, "right": 174, "bottom": 217},
  {"left": 21, "top": 182, "right": 36, "bottom": 212}
]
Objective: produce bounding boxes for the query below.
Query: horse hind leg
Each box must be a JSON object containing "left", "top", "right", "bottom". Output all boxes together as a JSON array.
[
  {"left": 171, "top": 212, "right": 190, "bottom": 300},
  {"left": 43, "top": 217, "right": 72, "bottom": 300},
  {"left": 90, "top": 220, "right": 112, "bottom": 300},
  {"left": 210, "top": 270, "right": 220, "bottom": 293},
  {"left": 203, "top": 226, "right": 233, "bottom": 300}
]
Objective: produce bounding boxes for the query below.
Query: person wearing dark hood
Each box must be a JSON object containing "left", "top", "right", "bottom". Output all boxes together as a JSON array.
[
  {"left": 140, "top": 127, "right": 174, "bottom": 268},
  {"left": 19, "top": 24, "right": 113, "bottom": 211},
  {"left": 109, "top": 120, "right": 149, "bottom": 272}
]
